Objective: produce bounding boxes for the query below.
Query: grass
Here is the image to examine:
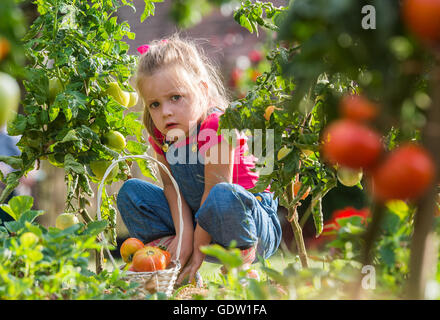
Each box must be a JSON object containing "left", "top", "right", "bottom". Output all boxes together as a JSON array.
[
  {"left": 198, "top": 249, "right": 302, "bottom": 284},
  {"left": 94, "top": 249, "right": 295, "bottom": 276}
]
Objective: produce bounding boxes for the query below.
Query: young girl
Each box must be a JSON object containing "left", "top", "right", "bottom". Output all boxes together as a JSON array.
[{"left": 116, "top": 34, "right": 282, "bottom": 286}]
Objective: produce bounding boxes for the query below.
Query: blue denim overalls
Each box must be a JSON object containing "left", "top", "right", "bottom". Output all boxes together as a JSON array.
[{"left": 116, "top": 124, "right": 282, "bottom": 263}]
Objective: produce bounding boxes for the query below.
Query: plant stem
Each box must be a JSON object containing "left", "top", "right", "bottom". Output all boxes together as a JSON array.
[
  {"left": 351, "top": 201, "right": 385, "bottom": 299},
  {"left": 289, "top": 207, "right": 309, "bottom": 268},
  {"left": 407, "top": 56, "right": 440, "bottom": 299},
  {"left": 286, "top": 181, "right": 309, "bottom": 268}
]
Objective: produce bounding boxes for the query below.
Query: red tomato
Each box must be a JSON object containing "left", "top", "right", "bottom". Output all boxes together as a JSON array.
[
  {"left": 229, "top": 68, "right": 242, "bottom": 88},
  {"left": 371, "top": 144, "right": 435, "bottom": 201},
  {"left": 339, "top": 94, "right": 378, "bottom": 122},
  {"left": 0, "top": 38, "right": 11, "bottom": 61},
  {"left": 308, "top": 207, "right": 370, "bottom": 249},
  {"left": 248, "top": 49, "right": 263, "bottom": 63},
  {"left": 321, "top": 119, "right": 383, "bottom": 169},
  {"left": 120, "top": 237, "right": 144, "bottom": 263},
  {"left": 158, "top": 247, "right": 172, "bottom": 266},
  {"left": 402, "top": 0, "right": 440, "bottom": 45},
  {"left": 132, "top": 246, "right": 168, "bottom": 272}
]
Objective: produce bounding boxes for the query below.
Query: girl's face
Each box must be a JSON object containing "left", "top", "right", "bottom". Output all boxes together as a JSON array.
[{"left": 140, "top": 66, "right": 206, "bottom": 139}]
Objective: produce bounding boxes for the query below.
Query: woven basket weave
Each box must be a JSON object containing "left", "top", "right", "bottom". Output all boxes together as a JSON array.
[{"left": 96, "top": 154, "right": 184, "bottom": 297}]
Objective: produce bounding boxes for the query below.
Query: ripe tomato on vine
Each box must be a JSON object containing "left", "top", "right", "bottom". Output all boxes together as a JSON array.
[
  {"left": 371, "top": 144, "right": 435, "bottom": 202},
  {"left": 402, "top": 0, "right": 440, "bottom": 45},
  {"left": 321, "top": 119, "right": 383, "bottom": 170}
]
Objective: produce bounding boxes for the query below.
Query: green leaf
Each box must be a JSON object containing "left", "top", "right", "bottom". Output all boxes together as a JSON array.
[
  {"left": 64, "top": 154, "right": 86, "bottom": 175},
  {"left": 0, "top": 204, "right": 16, "bottom": 221},
  {"left": 4, "top": 220, "right": 23, "bottom": 233},
  {"left": 141, "top": 0, "right": 163, "bottom": 22},
  {"left": 9, "top": 196, "right": 34, "bottom": 220},
  {"left": 200, "top": 244, "right": 243, "bottom": 269},
  {"left": 18, "top": 210, "right": 45, "bottom": 224},
  {"left": 261, "top": 266, "right": 289, "bottom": 285},
  {"left": 61, "top": 129, "right": 80, "bottom": 143},
  {"left": 7, "top": 114, "right": 27, "bottom": 136},
  {"left": 83, "top": 220, "right": 108, "bottom": 236},
  {"left": 0, "top": 156, "right": 22, "bottom": 170},
  {"left": 386, "top": 200, "right": 410, "bottom": 221},
  {"left": 379, "top": 243, "right": 396, "bottom": 267},
  {"left": 125, "top": 141, "right": 156, "bottom": 180}
]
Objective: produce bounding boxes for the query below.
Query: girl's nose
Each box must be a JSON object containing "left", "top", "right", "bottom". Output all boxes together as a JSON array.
[{"left": 161, "top": 102, "right": 173, "bottom": 117}]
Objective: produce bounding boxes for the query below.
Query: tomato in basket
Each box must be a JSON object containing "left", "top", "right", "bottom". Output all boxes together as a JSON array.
[
  {"left": 120, "top": 237, "right": 144, "bottom": 263},
  {"left": 132, "top": 246, "right": 170, "bottom": 272}
]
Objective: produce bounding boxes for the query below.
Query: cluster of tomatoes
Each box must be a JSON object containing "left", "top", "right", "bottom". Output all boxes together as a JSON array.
[
  {"left": 321, "top": 93, "right": 436, "bottom": 203},
  {"left": 120, "top": 237, "right": 172, "bottom": 272}
]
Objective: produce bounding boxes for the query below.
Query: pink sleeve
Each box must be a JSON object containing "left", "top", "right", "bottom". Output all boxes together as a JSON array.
[
  {"left": 198, "top": 113, "right": 223, "bottom": 156},
  {"left": 198, "top": 112, "right": 246, "bottom": 156}
]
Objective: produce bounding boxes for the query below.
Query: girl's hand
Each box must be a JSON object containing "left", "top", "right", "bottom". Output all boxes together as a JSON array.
[
  {"left": 176, "top": 246, "right": 205, "bottom": 285},
  {"left": 167, "top": 231, "right": 193, "bottom": 268},
  {"left": 176, "top": 223, "right": 211, "bottom": 285}
]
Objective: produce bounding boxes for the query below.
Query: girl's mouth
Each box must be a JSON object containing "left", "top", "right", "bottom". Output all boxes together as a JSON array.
[{"left": 166, "top": 123, "right": 178, "bottom": 129}]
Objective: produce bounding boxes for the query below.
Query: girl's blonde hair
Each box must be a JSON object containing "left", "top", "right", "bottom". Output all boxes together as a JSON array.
[{"left": 135, "top": 33, "right": 230, "bottom": 146}]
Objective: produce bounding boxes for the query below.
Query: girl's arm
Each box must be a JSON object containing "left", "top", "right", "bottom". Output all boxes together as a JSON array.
[
  {"left": 155, "top": 152, "right": 194, "bottom": 268},
  {"left": 200, "top": 139, "right": 235, "bottom": 207}
]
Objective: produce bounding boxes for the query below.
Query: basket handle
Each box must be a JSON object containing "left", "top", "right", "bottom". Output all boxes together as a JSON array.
[{"left": 96, "top": 154, "right": 184, "bottom": 270}]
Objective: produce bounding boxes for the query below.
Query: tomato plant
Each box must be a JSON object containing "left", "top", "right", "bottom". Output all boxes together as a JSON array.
[
  {"left": 0, "top": 0, "right": 164, "bottom": 274},
  {"left": 218, "top": 0, "right": 440, "bottom": 299},
  {"left": 0, "top": 195, "right": 141, "bottom": 299}
]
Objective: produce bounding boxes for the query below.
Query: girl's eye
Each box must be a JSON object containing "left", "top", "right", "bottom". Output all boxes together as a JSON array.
[
  {"left": 150, "top": 101, "right": 160, "bottom": 108},
  {"left": 171, "top": 95, "right": 181, "bottom": 102}
]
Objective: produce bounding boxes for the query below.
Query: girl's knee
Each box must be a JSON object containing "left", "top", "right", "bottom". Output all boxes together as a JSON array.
[
  {"left": 118, "top": 178, "right": 143, "bottom": 195},
  {"left": 197, "top": 184, "right": 255, "bottom": 230},
  {"left": 209, "top": 182, "right": 239, "bottom": 196},
  {"left": 208, "top": 182, "right": 253, "bottom": 206},
  {"left": 117, "top": 178, "right": 154, "bottom": 201},
  {"left": 116, "top": 179, "right": 156, "bottom": 216}
]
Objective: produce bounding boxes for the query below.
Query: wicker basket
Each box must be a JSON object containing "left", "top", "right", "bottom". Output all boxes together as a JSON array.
[{"left": 96, "top": 154, "right": 184, "bottom": 297}]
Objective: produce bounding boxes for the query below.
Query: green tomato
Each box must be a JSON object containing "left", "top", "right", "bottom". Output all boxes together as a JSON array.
[
  {"left": 55, "top": 213, "right": 79, "bottom": 230},
  {"left": 48, "top": 78, "right": 63, "bottom": 102},
  {"left": 0, "top": 72, "right": 20, "bottom": 127},
  {"left": 106, "top": 82, "right": 130, "bottom": 107},
  {"left": 90, "top": 160, "right": 119, "bottom": 182},
  {"left": 126, "top": 91, "right": 138, "bottom": 108},
  {"left": 337, "top": 166, "right": 363, "bottom": 187},
  {"left": 20, "top": 232, "right": 39, "bottom": 247},
  {"left": 103, "top": 130, "right": 126, "bottom": 151}
]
